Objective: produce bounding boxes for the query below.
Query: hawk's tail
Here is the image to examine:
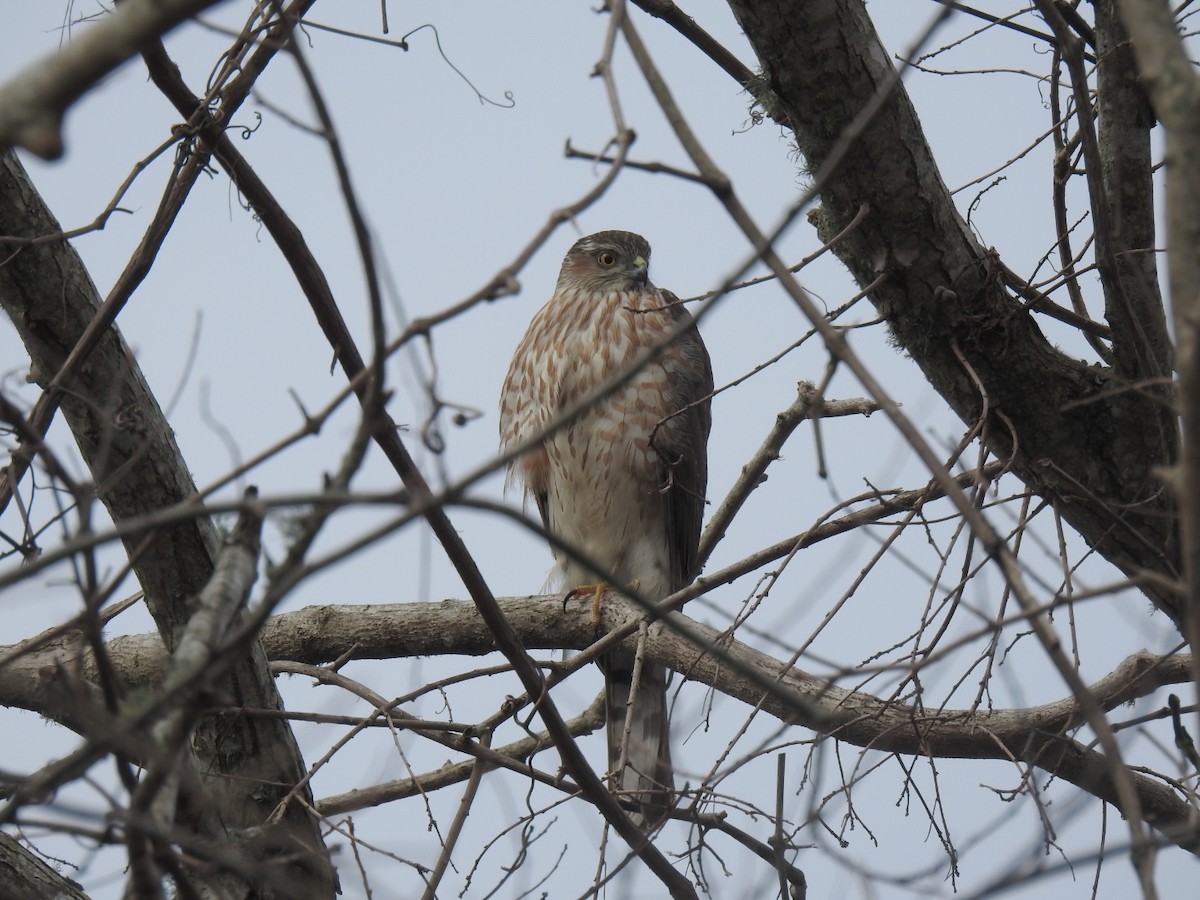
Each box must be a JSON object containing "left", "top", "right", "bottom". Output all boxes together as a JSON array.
[{"left": 604, "top": 654, "right": 674, "bottom": 830}]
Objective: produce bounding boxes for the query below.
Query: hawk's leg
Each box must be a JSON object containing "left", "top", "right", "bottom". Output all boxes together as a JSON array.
[{"left": 564, "top": 581, "right": 640, "bottom": 628}]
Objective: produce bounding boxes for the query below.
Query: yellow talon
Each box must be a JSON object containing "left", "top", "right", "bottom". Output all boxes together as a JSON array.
[
  {"left": 563, "top": 583, "right": 607, "bottom": 626},
  {"left": 564, "top": 580, "right": 640, "bottom": 627}
]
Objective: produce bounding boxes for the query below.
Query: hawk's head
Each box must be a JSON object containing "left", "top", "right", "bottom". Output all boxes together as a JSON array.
[{"left": 558, "top": 230, "right": 651, "bottom": 292}]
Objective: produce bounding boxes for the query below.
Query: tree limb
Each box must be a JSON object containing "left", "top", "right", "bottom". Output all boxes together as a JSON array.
[
  {"left": 0, "top": 0, "right": 229, "bottom": 158},
  {"left": 4, "top": 595, "right": 1194, "bottom": 852},
  {"left": 0, "top": 38, "right": 334, "bottom": 896},
  {"left": 1117, "top": 0, "right": 1200, "bottom": 691},
  {"left": 721, "top": 0, "right": 1182, "bottom": 627}
]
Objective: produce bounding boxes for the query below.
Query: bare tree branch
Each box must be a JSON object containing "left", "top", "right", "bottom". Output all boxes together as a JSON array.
[
  {"left": 0, "top": 830, "right": 87, "bottom": 900},
  {"left": 723, "top": 0, "right": 1182, "bottom": 629},
  {"left": 1118, "top": 0, "right": 1200, "bottom": 690},
  {"left": 125, "top": 489, "right": 264, "bottom": 897},
  {"left": 0, "top": 0, "right": 229, "bottom": 158},
  {"left": 4, "top": 594, "right": 1194, "bottom": 852},
  {"left": 0, "top": 8, "right": 336, "bottom": 888},
  {"left": 2, "top": 3, "right": 1195, "bottom": 895}
]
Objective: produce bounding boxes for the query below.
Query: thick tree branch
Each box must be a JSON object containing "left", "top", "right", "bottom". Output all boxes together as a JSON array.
[
  {"left": 1038, "top": 0, "right": 1173, "bottom": 399},
  {"left": 0, "top": 831, "right": 87, "bottom": 900},
  {"left": 716, "top": 0, "right": 1181, "bottom": 631},
  {"left": 126, "top": 491, "right": 265, "bottom": 897},
  {"left": 0, "top": 7, "right": 335, "bottom": 888},
  {"left": 1092, "top": 0, "right": 1170, "bottom": 379},
  {"left": 4, "top": 595, "right": 1195, "bottom": 853},
  {"left": 0, "top": 0, "right": 228, "bottom": 158},
  {"left": 1117, "top": 0, "right": 1200, "bottom": 690}
]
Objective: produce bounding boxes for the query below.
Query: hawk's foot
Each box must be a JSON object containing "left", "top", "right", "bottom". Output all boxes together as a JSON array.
[{"left": 564, "top": 580, "right": 640, "bottom": 628}]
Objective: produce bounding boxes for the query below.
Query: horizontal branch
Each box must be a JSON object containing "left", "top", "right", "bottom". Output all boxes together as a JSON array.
[{"left": 2, "top": 594, "right": 1194, "bottom": 851}]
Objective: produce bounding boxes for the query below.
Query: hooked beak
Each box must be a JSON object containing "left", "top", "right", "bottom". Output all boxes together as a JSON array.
[{"left": 629, "top": 255, "right": 649, "bottom": 286}]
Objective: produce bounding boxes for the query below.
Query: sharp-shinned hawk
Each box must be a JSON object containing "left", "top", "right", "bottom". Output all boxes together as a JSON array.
[{"left": 499, "top": 230, "right": 713, "bottom": 828}]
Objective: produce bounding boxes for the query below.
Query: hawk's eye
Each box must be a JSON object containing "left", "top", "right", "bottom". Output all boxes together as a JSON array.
[{"left": 597, "top": 250, "right": 617, "bottom": 267}]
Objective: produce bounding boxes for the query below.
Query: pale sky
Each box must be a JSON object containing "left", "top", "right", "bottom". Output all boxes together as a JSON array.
[{"left": 0, "top": 3, "right": 1187, "bottom": 898}]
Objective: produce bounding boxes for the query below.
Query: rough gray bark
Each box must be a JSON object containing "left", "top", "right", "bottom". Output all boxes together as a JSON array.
[
  {"left": 724, "top": 0, "right": 1182, "bottom": 627},
  {"left": 1116, "top": 0, "right": 1200, "bottom": 676},
  {"left": 0, "top": 151, "right": 334, "bottom": 898},
  {"left": 0, "top": 831, "right": 87, "bottom": 900},
  {"left": 1094, "top": 0, "right": 1168, "bottom": 377}
]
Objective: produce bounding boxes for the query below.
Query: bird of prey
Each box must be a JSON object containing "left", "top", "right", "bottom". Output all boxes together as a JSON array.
[{"left": 499, "top": 230, "right": 713, "bottom": 828}]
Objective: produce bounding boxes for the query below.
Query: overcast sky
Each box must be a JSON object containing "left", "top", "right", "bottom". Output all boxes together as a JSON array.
[{"left": 0, "top": 3, "right": 1188, "bottom": 898}]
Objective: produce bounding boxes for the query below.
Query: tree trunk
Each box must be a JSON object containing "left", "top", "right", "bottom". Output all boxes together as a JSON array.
[
  {"left": 726, "top": 0, "right": 1181, "bottom": 628},
  {"left": 0, "top": 150, "right": 335, "bottom": 898}
]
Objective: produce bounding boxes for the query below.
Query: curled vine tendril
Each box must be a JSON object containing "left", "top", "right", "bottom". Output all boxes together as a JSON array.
[{"left": 299, "top": 20, "right": 516, "bottom": 109}]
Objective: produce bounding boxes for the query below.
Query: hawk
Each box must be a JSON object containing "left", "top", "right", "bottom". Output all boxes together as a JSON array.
[{"left": 499, "top": 230, "right": 713, "bottom": 828}]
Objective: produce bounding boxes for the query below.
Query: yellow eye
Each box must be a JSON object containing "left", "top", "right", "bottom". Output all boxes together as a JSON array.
[{"left": 597, "top": 250, "right": 617, "bottom": 267}]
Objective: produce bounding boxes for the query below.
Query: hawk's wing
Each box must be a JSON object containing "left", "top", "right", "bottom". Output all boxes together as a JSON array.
[{"left": 656, "top": 290, "right": 713, "bottom": 592}]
